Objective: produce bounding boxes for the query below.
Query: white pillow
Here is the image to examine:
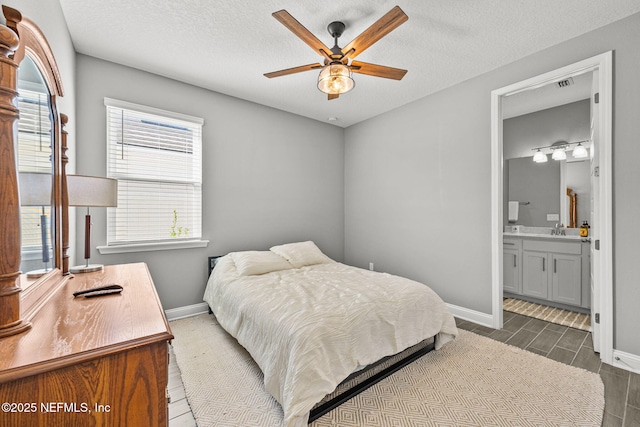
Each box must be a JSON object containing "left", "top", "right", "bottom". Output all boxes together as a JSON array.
[
  {"left": 230, "top": 251, "right": 293, "bottom": 276},
  {"left": 269, "top": 241, "right": 333, "bottom": 268}
]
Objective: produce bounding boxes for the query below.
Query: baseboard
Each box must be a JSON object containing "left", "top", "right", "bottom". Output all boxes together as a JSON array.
[
  {"left": 446, "top": 303, "right": 493, "bottom": 328},
  {"left": 165, "top": 302, "right": 209, "bottom": 321},
  {"left": 612, "top": 349, "right": 640, "bottom": 375}
]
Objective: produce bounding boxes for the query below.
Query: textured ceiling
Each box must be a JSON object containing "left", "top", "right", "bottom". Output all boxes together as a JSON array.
[{"left": 58, "top": 0, "right": 640, "bottom": 128}]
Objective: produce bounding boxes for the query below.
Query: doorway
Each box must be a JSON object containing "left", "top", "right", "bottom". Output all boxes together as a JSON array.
[{"left": 490, "top": 52, "right": 613, "bottom": 364}]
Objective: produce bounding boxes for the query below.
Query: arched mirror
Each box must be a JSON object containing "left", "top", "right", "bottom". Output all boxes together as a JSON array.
[{"left": 0, "top": 6, "right": 67, "bottom": 338}]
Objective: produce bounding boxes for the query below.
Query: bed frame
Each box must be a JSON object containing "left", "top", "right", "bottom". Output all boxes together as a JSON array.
[{"left": 207, "top": 256, "right": 436, "bottom": 423}]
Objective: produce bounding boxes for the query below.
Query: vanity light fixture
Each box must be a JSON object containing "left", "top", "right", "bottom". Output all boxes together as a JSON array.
[
  {"left": 572, "top": 142, "right": 588, "bottom": 159},
  {"left": 533, "top": 149, "right": 548, "bottom": 163},
  {"left": 551, "top": 147, "right": 567, "bottom": 161},
  {"left": 531, "top": 139, "right": 590, "bottom": 163}
]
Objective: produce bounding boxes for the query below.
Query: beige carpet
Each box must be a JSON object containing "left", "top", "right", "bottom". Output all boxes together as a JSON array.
[
  {"left": 170, "top": 314, "right": 604, "bottom": 427},
  {"left": 503, "top": 298, "right": 591, "bottom": 332}
]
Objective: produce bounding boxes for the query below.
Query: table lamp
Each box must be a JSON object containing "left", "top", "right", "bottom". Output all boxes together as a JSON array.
[{"left": 68, "top": 175, "right": 118, "bottom": 274}]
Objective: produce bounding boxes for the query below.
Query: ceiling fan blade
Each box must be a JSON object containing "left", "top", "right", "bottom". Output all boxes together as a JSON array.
[
  {"left": 350, "top": 61, "right": 407, "bottom": 80},
  {"left": 264, "top": 63, "right": 322, "bottom": 78},
  {"left": 273, "top": 10, "right": 333, "bottom": 58},
  {"left": 328, "top": 93, "right": 339, "bottom": 100},
  {"left": 342, "top": 6, "right": 408, "bottom": 60}
]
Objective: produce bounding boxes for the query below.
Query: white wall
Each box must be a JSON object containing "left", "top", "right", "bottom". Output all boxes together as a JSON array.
[
  {"left": 345, "top": 13, "right": 640, "bottom": 356},
  {"left": 75, "top": 55, "right": 345, "bottom": 310}
]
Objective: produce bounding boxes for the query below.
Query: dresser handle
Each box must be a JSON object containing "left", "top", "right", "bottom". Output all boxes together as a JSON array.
[
  {"left": 542, "top": 258, "right": 545, "bottom": 272},
  {"left": 554, "top": 259, "right": 557, "bottom": 273}
]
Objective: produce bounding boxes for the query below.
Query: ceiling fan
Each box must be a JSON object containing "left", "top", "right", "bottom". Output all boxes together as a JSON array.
[{"left": 264, "top": 6, "right": 408, "bottom": 100}]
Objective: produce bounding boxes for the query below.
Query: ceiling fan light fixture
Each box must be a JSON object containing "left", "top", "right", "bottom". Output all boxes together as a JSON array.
[{"left": 317, "top": 63, "right": 355, "bottom": 95}]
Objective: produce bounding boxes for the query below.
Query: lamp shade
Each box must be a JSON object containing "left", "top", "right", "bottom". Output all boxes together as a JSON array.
[
  {"left": 317, "top": 64, "right": 355, "bottom": 95},
  {"left": 68, "top": 175, "right": 118, "bottom": 207},
  {"left": 19, "top": 172, "right": 52, "bottom": 206},
  {"left": 572, "top": 143, "right": 588, "bottom": 159},
  {"left": 532, "top": 149, "right": 547, "bottom": 163},
  {"left": 551, "top": 148, "right": 567, "bottom": 161}
]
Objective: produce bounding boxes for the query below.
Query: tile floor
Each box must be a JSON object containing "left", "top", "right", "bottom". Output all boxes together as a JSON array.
[{"left": 168, "top": 312, "right": 640, "bottom": 426}]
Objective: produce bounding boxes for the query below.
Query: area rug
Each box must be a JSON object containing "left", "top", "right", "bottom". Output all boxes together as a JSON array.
[
  {"left": 503, "top": 297, "right": 591, "bottom": 331},
  {"left": 170, "top": 313, "right": 604, "bottom": 427}
]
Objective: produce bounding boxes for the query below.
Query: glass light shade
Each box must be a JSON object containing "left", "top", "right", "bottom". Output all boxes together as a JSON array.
[
  {"left": 317, "top": 64, "right": 355, "bottom": 95},
  {"left": 551, "top": 148, "right": 567, "bottom": 161},
  {"left": 572, "top": 143, "right": 588, "bottom": 159},
  {"left": 532, "top": 149, "right": 548, "bottom": 163}
]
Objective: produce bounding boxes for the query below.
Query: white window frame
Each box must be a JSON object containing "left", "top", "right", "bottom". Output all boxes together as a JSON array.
[{"left": 98, "top": 98, "right": 208, "bottom": 254}]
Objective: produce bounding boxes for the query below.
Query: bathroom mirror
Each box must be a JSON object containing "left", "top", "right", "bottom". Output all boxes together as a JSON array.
[{"left": 505, "top": 156, "right": 590, "bottom": 227}]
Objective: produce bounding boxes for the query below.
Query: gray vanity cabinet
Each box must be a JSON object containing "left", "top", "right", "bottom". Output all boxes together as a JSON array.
[
  {"left": 504, "top": 236, "right": 588, "bottom": 310},
  {"left": 522, "top": 251, "right": 549, "bottom": 299},
  {"left": 503, "top": 238, "right": 521, "bottom": 294},
  {"left": 550, "top": 253, "right": 582, "bottom": 305}
]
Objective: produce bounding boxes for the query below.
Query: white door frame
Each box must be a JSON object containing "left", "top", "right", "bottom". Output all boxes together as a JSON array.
[{"left": 490, "top": 51, "right": 613, "bottom": 364}]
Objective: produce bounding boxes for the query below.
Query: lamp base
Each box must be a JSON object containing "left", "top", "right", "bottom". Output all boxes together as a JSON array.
[
  {"left": 70, "top": 264, "right": 104, "bottom": 274},
  {"left": 26, "top": 268, "right": 52, "bottom": 279}
]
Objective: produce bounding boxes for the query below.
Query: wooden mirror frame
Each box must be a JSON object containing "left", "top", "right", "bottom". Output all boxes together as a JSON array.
[{"left": 0, "top": 6, "right": 68, "bottom": 338}]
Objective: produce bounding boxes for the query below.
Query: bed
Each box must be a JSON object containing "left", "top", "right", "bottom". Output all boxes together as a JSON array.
[{"left": 203, "top": 241, "right": 458, "bottom": 427}]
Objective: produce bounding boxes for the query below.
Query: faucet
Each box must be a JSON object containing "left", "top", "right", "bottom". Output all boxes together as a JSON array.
[{"left": 552, "top": 223, "right": 565, "bottom": 236}]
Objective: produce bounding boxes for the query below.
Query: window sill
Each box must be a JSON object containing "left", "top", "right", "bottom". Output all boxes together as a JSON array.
[{"left": 97, "top": 240, "right": 209, "bottom": 254}]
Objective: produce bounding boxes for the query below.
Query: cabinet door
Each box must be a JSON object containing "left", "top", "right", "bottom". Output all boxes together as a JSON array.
[
  {"left": 551, "top": 253, "right": 582, "bottom": 306},
  {"left": 522, "top": 251, "right": 548, "bottom": 299},
  {"left": 503, "top": 248, "right": 521, "bottom": 294}
]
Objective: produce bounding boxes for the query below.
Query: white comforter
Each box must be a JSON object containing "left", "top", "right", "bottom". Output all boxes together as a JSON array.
[{"left": 203, "top": 256, "right": 458, "bottom": 427}]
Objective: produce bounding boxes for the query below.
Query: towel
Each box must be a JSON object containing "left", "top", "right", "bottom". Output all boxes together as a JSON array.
[{"left": 508, "top": 201, "right": 519, "bottom": 223}]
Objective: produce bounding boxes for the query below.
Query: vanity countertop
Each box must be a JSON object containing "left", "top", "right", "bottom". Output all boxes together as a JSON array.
[{"left": 503, "top": 231, "right": 585, "bottom": 241}]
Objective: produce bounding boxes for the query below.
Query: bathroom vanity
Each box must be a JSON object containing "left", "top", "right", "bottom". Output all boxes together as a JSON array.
[{"left": 503, "top": 229, "right": 590, "bottom": 312}]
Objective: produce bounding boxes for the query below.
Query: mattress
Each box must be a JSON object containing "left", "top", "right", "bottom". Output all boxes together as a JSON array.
[{"left": 203, "top": 249, "right": 457, "bottom": 427}]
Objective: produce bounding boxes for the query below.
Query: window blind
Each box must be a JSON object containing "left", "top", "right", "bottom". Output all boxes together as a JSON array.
[
  {"left": 18, "top": 89, "right": 52, "bottom": 249},
  {"left": 105, "top": 98, "right": 203, "bottom": 245}
]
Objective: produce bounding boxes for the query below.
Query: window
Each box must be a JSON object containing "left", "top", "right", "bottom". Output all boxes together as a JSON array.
[{"left": 104, "top": 98, "right": 204, "bottom": 249}]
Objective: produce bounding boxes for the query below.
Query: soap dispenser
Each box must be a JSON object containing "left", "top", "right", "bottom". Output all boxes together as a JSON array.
[{"left": 580, "top": 221, "right": 590, "bottom": 237}]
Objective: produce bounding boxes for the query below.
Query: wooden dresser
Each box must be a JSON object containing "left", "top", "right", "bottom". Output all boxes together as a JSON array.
[{"left": 0, "top": 263, "right": 174, "bottom": 427}]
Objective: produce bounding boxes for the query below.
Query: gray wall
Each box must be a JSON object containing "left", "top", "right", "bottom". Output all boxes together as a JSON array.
[
  {"left": 503, "top": 100, "right": 591, "bottom": 228},
  {"left": 503, "top": 99, "right": 590, "bottom": 160},
  {"left": 345, "top": 13, "right": 640, "bottom": 355},
  {"left": 75, "top": 55, "right": 345, "bottom": 310}
]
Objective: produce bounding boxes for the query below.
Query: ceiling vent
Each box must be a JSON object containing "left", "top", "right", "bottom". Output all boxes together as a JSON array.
[{"left": 556, "top": 77, "right": 574, "bottom": 88}]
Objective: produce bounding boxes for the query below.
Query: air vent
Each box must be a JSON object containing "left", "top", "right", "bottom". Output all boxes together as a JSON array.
[{"left": 556, "top": 77, "right": 574, "bottom": 88}]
